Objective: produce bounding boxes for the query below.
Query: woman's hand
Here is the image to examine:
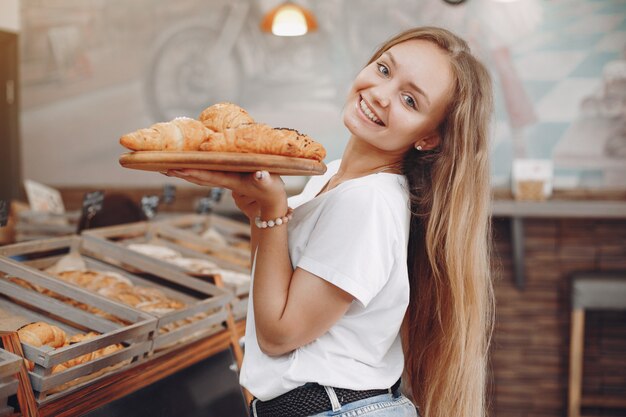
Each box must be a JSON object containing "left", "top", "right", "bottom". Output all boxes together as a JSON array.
[
  {"left": 166, "top": 169, "right": 287, "bottom": 215},
  {"left": 232, "top": 192, "right": 260, "bottom": 221}
]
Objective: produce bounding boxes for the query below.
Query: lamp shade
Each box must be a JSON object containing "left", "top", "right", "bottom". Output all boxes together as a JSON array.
[{"left": 260, "top": 2, "right": 318, "bottom": 36}]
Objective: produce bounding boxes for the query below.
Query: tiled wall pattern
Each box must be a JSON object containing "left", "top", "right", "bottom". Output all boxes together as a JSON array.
[
  {"left": 17, "top": 0, "right": 626, "bottom": 187},
  {"left": 495, "top": 0, "right": 626, "bottom": 188}
]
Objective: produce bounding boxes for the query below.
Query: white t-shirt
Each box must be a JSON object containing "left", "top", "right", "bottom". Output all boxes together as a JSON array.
[{"left": 239, "top": 159, "right": 411, "bottom": 401}]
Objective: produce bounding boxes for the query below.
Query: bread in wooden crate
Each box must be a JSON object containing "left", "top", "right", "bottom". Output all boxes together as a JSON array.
[
  {"left": 0, "top": 257, "right": 155, "bottom": 403},
  {"left": 16, "top": 322, "right": 126, "bottom": 388}
]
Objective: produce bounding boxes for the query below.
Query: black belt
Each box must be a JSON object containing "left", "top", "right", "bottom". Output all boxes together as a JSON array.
[{"left": 251, "top": 379, "right": 402, "bottom": 417}]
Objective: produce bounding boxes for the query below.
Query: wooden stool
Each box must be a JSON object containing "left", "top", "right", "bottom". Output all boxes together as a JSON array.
[{"left": 568, "top": 271, "right": 626, "bottom": 417}]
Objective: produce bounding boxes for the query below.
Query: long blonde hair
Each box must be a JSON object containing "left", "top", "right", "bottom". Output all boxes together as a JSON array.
[{"left": 367, "top": 27, "right": 495, "bottom": 417}]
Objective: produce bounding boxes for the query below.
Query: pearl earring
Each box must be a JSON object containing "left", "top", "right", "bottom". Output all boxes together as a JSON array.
[{"left": 415, "top": 144, "right": 423, "bottom": 151}]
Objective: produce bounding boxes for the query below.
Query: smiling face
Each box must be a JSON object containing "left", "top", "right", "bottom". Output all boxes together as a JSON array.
[{"left": 343, "top": 39, "right": 455, "bottom": 155}]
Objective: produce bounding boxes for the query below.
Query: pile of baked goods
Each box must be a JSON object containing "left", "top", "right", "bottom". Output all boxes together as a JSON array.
[
  {"left": 7, "top": 275, "right": 128, "bottom": 325},
  {"left": 6, "top": 267, "right": 207, "bottom": 336},
  {"left": 201, "top": 226, "right": 250, "bottom": 252},
  {"left": 17, "top": 322, "right": 124, "bottom": 372},
  {"left": 126, "top": 243, "right": 251, "bottom": 288},
  {"left": 53, "top": 269, "right": 186, "bottom": 316},
  {"left": 17, "top": 321, "right": 127, "bottom": 393},
  {"left": 49, "top": 268, "right": 224, "bottom": 338},
  {"left": 119, "top": 102, "right": 326, "bottom": 162}
]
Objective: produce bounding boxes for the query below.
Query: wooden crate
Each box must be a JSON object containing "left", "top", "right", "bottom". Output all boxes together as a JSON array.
[
  {"left": 154, "top": 214, "right": 251, "bottom": 320},
  {"left": 0, "top": 235, "right": 233, "bottom": 353},
  {"left": 155, "top": 214, "right": 251, "bottom": 270},
  {"left": 0, "top": 248, "right": 157, "bottom": 404},
  {"left": 14, "top": 211, "right": 80, "bottom": 242},
  {"left": 0, "top": 349, "right": 21, "bottom": 416},
  {"left": 83, "top": 221, "right": 250, "bottom": 321}
]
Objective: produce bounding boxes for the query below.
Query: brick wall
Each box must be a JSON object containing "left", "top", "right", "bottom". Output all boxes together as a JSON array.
[{"left": 491, "top": 217, "right": 626, "bottom": 417}]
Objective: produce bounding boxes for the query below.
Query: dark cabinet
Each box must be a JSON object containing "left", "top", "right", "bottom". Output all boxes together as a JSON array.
[{"left": 0, "top": 29, "right": 22, "bottom": 202}]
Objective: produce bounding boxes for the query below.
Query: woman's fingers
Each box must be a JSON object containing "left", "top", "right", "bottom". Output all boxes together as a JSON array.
[
  {"left": 167, "top": 169, "right": 287, "bottom": 208},
  {"left": 232, "top": 192, "right": 256, "bottom": 206},
  {"left": 168, "top": 169, "right": 244, "bottom": 189},
  {"left": 168, "top": 169, "right": 282, "bottom": 193}
]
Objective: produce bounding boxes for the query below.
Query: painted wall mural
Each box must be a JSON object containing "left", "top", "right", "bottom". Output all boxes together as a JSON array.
[{"left": 19, "top": 0, "right": 626, "bottom": 188}]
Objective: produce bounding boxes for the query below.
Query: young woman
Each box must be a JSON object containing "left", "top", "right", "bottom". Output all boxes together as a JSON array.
[{"left": 168, "top": 26, "right": 494, "bottom": 417}]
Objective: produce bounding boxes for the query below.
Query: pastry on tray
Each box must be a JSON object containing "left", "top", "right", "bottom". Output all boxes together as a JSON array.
[
  {"left": 119, "top": 102, "right": 326, "bottom": 161},
  {"left": 199, "top": 102, "right": 255, "bottom": 132},
  {"left": 199, "top": 123, "right": 325, "bottom": 162},
  {"left": 17, "top": 322, "right": 124, "bottom": 371},
  {"left": 120, "top": 117, "right": 212, "bottom": 151}
]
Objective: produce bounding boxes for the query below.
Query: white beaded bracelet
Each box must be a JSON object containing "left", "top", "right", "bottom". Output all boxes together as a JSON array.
[{"left": 254, "top": 208, "right": 294, "bottom": 229}]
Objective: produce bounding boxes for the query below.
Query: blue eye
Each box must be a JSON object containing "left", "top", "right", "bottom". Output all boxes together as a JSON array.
[
  {"left": 403, "top": 94, "right": 416, "bottom": 109},
  {"left": 377, "top": 63, "right": 389, "bottom": 76}
]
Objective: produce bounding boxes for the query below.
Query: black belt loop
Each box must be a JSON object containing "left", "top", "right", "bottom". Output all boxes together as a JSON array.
[{"left": 391, "top": 378, "right": 402, "bottom": 395}]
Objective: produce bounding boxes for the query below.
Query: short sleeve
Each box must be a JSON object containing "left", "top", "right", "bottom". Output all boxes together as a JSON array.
[{"left": 296, "top": 185, "right": 399, "bottom": 307}]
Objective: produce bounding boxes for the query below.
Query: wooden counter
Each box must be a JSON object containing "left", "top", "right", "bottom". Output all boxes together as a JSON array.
[
  {"left": 491, "top": 199, "right": 626, "bottom": 289},
  {"left": 10, "top": 320, "right": 246, "bottom": 417}
]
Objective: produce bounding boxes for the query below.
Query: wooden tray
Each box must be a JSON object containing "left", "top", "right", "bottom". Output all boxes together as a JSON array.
[
  {"left": 154, "top": 214, "right": 251, "bottom": 272},
  {"left": 0, "top": 349, "right": 21, "bottom": 417},
  {"left": 15, "top": 210, "right": 80, "bottom": 242},
  {"left": 0, "top": 246, "right": 156, "bottom": 404},
  {"left": 83, "top": 221, "right": 251, "bottom": 321},
  {"left": 119, "top": 151, "right": 327, "bottom": 176},
  {"left": 153, "top": 214, "right": 251, "bottom": 321},
  {"left": 0, "top": 236, "right": 231, "bottom": 354}
]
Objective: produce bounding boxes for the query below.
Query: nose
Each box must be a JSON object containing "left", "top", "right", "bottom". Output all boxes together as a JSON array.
[{"left": 370, "top": 85, "right": 390, "bottom": 108}]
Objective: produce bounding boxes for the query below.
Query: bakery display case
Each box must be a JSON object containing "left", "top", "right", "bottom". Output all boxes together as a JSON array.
[
  {"left": 0, "top": 212, "right": 253, "bottom": 416},
  {"left": 0, "top": 349, "right": 21, "bottom": 416},
  {"left": 82, "top": 219, "right": 251, "bottom": 321},
  {"left": 0, "top": 244, "right": 156, "bottom": 404},
  {"left": 0, "top": 235, "right": 233, "bottom": 353}
]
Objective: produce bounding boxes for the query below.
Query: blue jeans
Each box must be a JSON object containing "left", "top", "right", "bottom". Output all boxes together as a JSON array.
[{"left": 309, "top": 390, "right": 420, "bottom": 417}]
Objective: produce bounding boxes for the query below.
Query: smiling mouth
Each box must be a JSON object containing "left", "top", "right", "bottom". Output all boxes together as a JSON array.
[{"left": 359, "top": 96, "right": 385, "bottom": 126}]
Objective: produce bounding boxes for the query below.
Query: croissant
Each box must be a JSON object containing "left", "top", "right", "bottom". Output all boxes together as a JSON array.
[
  {"left": 198, "top": 102, "right": 255, "bottom": 131},
  {"left": 276, "top": 127, "right": 327, "bottom": 162},
  {"left": 52, "top": 363, "right": 68, "bottom": 374},
  {"left": 57, "top": 270, "right": 99, "bottom": 287},
  {"left": 57, "top": 332, "right": 123, "bottom": 370},
  {"left": 64, "top": 332, "right": 99, "bottom": 367},
  {"left": 93, "top": 343, "right": 123, "bottom": 359},
  {"left": 120, "top": 117, "right": 212, "bottom": 151},
  {"left": 108, "top": 290, "right": 143, "bottom": 307},
  {"left": 199, "top": 123, "right": 326, "bottom": 162},
  {"left": 18, "top": 322, "right": 67, "bottom": 348}
]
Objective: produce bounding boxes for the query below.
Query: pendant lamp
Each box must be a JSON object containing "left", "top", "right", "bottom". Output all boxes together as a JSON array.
[{"left": 260, "top": 1, "right": 318, "bottom": 36}]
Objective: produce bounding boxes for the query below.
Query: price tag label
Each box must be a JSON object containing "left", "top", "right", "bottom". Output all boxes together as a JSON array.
[
  {"left": 141, "top": 195, "right": 160, "bottom": 219},
  {"left": 162, "top": 185, "right": 176, "bottom": 205},
  {"left": 196, "top": 197, "right": 214, "bottom": 215},
  {"left": 196, "top": 188, "right": 225, "bottom": 214},
  {"left": 82, "top": 191, "right": 105, "bottom": 219},
  {"left": 209, "top": 187, "right": 224, "bottom": 203},
  {"left": 24, "top": 179, "right": 65, "bottom": 214},
  {"left": 0, "top": 200, "right": 8, "bottom": 227}
]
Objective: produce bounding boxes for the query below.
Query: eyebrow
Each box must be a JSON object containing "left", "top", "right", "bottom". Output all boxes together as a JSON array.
[{"left": 383, "top": 51, "right": 431, "bottom": 107}]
